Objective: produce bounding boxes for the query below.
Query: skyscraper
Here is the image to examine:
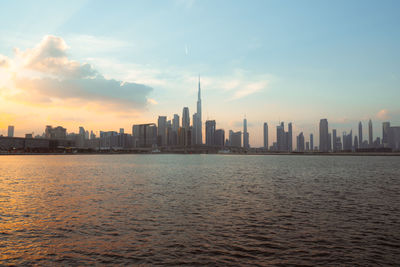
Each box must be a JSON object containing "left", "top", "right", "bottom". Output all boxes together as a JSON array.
[
  {"left": 7, "top": 125, "right": 14, "bottom": 137},
  {"left": 368, "top": 119, "right": 373, "bottom": 147},
  {"left": 243, "top": 118, "right": 249, "bottom": 148},
  {"left": 319, "top": 119, "right": 329, "bottom": 152},
  {"left": 195, "top": 76, "right": 202, "bottom": 145},
  {"left": 157, "top": 116, "right": 167, "bottom": 146},
  {"left": 288, "top": 123, "right": 293, "bottom": 152},
  {"left": 332, "top": 129, "right": 337, "bottom": 152},
  {"left": 205, "top": 120, "right": 216, "bottom": 146},
  {"left": 382, "top": 122, "right": 390, "bottom": 146},
  {"left": 263, "top": 122, "right": 268, "bottom": 150},
  {"left": 214, "top": 129, "right": 225, "bottom": 148},
  {"left": 358, "top": 121, "right": 363, "bottom": 148},
  {"left": 277, "top": 122, "right": 285, "bottom": 151},
  {"left": 296, "top": 132, "right": 305, "bottom": 152},
  {"left": 310, "top": 133, "right": 314, "bottom": 151},
  {"left": 182, "top": 107, "right": 190, "bottom": 129}
]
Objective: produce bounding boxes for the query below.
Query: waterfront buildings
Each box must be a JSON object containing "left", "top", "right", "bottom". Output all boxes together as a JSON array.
[
  {"left": 243, "top": 118, "right": 249, "bottom": 149},
  {"left": 319, "top": 119, "right": 329, "bottom": 152},
  {"left": 229, "top": 130, "right": 242, "bottom": 147},
  {"left": 310, "top": 133, "right": 314, "bottom": 151},
  {"left": 215, "top": 129, "right": 225, "bottom": 147},
  {"left": 359, "top": 121, "right": 363, "bottom": 147},
  {"left": 182, "top": 107, "right": 190, "bottom": 129},
  {"left": 296, "top": 132, "right": 305, "bottom": 152},
  {"left": 205, "top": 120, "right": 216, "bottom": 146},
  {"left": 7, "top": 126, "right": 14, "bottom": 137},
  {"left": 263, "top": 122, "right": 268, "bottom": 150},
  {"left": 368, "top": 119, "right": 373, "bottom": 147}
]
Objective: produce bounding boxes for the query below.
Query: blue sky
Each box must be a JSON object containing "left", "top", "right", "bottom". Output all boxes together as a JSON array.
[{"left": 0, "top": 0, "right": 399, "bottom": 146}]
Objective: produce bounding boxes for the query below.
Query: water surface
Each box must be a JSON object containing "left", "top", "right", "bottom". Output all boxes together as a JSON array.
[{"left": 0, "top": 155, "right": 399, "bottom": 265}]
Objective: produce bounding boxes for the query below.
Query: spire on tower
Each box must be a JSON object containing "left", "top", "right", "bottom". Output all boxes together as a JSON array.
[{"left": 198, "top": 74, "right": 201, "bottom": 100}]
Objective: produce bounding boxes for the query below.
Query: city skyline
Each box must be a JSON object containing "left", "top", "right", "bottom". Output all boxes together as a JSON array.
[{"left": 1, "top": 1, "right": 400, "bottom": 147}]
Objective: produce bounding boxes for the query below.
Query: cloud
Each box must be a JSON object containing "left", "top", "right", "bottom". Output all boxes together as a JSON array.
[
  {"left": 3, "top": 35, "right": 153, "bottom": 112},
  {"left": 0, "top": 55, "right": 10, "bottom": 68},
  {"left": 231, "top": 81, "right": 267, "bottom": 100},
  {"left": 376, "top": 109, "right": 390, "bottom": 120}
]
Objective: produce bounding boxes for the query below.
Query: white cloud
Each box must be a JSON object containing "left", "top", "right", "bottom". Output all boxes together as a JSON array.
[
  {"left": 0, "top": 55, "right": 10, "bottom": 68},
  {"left": 3, "top": 35, "right": 153, "bottom": 111},
  {"left": 376, "top": 109, "right": 390, "bottom": 120}
]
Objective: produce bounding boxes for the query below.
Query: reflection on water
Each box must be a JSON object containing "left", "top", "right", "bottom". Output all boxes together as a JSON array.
[{"left": 0, "top": 155, "right": 399, "bottom": 265}]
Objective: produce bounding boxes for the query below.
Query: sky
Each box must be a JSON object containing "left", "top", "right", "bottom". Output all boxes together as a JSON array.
[{"left": 0, "top": 0, "right": 399, "bottom": 147}]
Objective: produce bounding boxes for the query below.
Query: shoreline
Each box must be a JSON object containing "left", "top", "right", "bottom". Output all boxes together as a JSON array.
[{"left": 1, "top": 152, "right": 400, "bottom": 156}]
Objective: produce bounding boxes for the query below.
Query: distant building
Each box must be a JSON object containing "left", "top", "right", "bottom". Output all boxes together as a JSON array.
[
  {"left": 388, "top": 126, "right": 400, "bottom": 151},
  {"left": 182, "top": 107, "right": 190, "bottom": 129},
  {"left": 45, "top": 126, "right": 67, "bottom": 140},
  {"left": 7, "top": 126, "right": 14, "bottom": 137},
  {"left": 229, "top": 130, "right": 242, "bottom": 148},
  {"left": 158, "top": 116, "right": 167, "bottom": 146},
  {"left": 368, "top": 119, "right": 373, "bottom": 147},
  {"left": 296, "top": 132, "right": 305, "bottom": 152},
  {"left": 332, "top": 129, "right": 337, "bottom": 152},
  {"left": 263, "top": 122, "right": 268, "bottom": 150},
  {"left": 215, "top": 129, "right": 225, "bottom": 148},
  {"left": 342, "top": 130, "right": 353, "bottom": 151},
  {"left": 310, "top": 133, "right": 314, "bottom": 151},
  {"left": 132, "top": 123, "right": 157, "bottom": 148},
  {"left": 358, "top": 121, "right": 363, "bottom": 148},
  {"left": 319, "top": 119, "right": 329, "bottom": 152},
  {"left": 205, "top": 120, "right": 216, "bottom": 146},
  {"left": 288, "top": 122, "right": 293, "bottom": 152},
  {"left": 354, "top": 136, "right": 359, "bottom": 150},
  {"left": 382, "top": 122, "right": 390, "bottom": 147},
  {"left": 243, "top": 118, "right": 249, "bottom": 149}
]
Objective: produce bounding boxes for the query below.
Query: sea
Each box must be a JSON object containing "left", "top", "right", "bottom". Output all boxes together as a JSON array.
[{"left": 0, "top": 154, "right": 399, "bottom": 266}]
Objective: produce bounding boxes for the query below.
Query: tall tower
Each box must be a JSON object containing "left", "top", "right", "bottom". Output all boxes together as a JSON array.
[
  {"left": 243, "top": 118, "right": 249, "bottom": 148},
  {"left": 263, "top": 122, "right": 268, "bottom": 150},
  {"left": 288, "top": 122, "right": 293, "bottom": 152},
  {"left": 319, "top": 119, "right": 329, "bottom": 152},
  {"left": 368, "top": 119, "right": 373, "bottom": 147},
  {"left": 196, "top": 75, "right": 202, "bottom": 144},
  {"left": 358, "top": 121, "right": 363, "bottom": 148}
]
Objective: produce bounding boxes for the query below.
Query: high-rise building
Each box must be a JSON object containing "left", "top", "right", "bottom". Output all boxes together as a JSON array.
[
  {"left": 368, "top": 119, "right": 373, "bottom": 147},
  {"left": 172, "top": 114, "right": 180, "bottom": 132},
  {"left": 263, "top": 122, "right": 268, "bottom": 150},
  {"left": 229, "top": 130, "right": 242, "bottom": 147},
  {"left": 354, "top": 136, "right": 359, "bottom": 150},
  {"left": 382, "top": 122, "right": 390, "bottom": 147},
  {"left": 319, "top": 119, "right": 329, "bottom": 152},
  {"left": 332, "top": 129, "right": 337, "bottom": 152},
  {"left": 192, "top": 76, "right": 203, "bottom": 145},
  {"left": 7, "top": 125, "right": 14, "bottom": 137},
  {"left": 388, "top": 126, "right": 400, "bottom": 151},
  {"left": 310, "top": 133, "right": 314, "bottom": 151},
  {"left": 182, "top": 107, "right": 190, "bottom": 129},
  {"left": 243, "top": 118, "right": 249, "bottom": 148},
  {"left": 328, "top": 133, "right": 332, "bottom": 152},
  {"left": 288, "top": 122, "right": 293, "bottom": 152},
  {"left": 342, "top": 130, "right": 353, "bottom": 151},
  {"left": 296, "top": 132, "right": 305, "bottom": 152},
  {"left": 358, "top": 121, "right": 363, "bottom": 148},
  {"left": 132, "top": 123, "right": 157, "bottom": 147},
  {"left": 157, "top": 116, "right": 167, "bottom": 146},
  {"left": 277, "top": 122, "right": 285, "bottom": 151},
  {"left": 205, "top": 120, "right": 216, "bottom": 146},
  {"left": 215, "top": 129, "right": 225, "bottom": 147}
]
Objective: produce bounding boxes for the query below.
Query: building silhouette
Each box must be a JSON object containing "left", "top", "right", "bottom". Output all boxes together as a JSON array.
[
  {"left": 243, "top": 118, "right": 249, "bottom": 148},
  {"left": 205, "top": 120, "right": 216, "bottom": 146},
  {"left": 182, "top": 107, "right": 190, "bottom": 129},
  {"left": 368, "top": 119, "right": 373, "bottom": 147},
  {"left": 319, "top": 119, "right": 329, "bottom": 152},
  {"left": 358, "top": 121, "right": 363, "bottom": 148},
  {"left": 7, "top": 126, "right": 14, "bottom": 137},
  {"left": 263, "top": 122, "right": 268, "bottom": 150}
]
